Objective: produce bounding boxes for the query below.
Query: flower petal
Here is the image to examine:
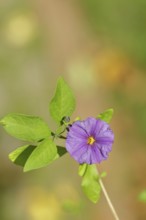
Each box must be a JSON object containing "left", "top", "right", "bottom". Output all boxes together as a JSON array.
[
  {"left": 68, "top": 143, "right": 88, "bottom": 164},
  {"left": 69, "top": 121, "right": 88, "bottom": 139},
  {"left": 92, "top": 144, "right": 105, "bottom": 163},
  {"left": 83, "top": 117, "right": 97, "bottom": 136}
]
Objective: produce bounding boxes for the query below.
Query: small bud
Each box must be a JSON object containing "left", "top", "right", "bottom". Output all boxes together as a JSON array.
[{"left": 61, "top": 116, "right": 70, "bottom": 125}]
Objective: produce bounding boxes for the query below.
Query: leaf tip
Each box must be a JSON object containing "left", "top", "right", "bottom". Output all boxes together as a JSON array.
[
  {"left": 8, "top": 153, "right": 14, "bottom": 162},
  {"left": 97, "top": 108, "right": 114, "bottom": 123},
  {"left": 23, "top": 165, "right": 31, "bottom": 172}
]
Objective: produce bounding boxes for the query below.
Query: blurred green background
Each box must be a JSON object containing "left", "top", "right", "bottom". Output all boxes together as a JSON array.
[{"left": 0, "top": 0, "right": 146, "bottom": 219}]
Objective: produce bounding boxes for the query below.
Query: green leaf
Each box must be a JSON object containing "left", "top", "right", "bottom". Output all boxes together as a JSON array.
[
  {"left": 80, "top": 164, "right": 101, "bottom": 203},
  {"left": 24, "top": 139, "right": 57, "bottom": 171},
  {"left": 78, "top": 163, "right": 88, "bottom": 177},
  {"left": 0, "top": 113, "right": 51, "bottom": 142},
  {"left": 139, "top": 190, "right": 146, "bottom": 203},
  {"left": 49, "top": 77, "right": 76, "bottom": 123},
  {"left": 23, "top": 139, "right": 67, "bottom": 172},
  {"left": 97, "top": 108, "right": 114, "bottom": 123},
  {"left": 9, "top": 145, "right": 67, "bottom": 169},
  {"left": 9, "top": 145, "right": 37, "bottom": 166}
]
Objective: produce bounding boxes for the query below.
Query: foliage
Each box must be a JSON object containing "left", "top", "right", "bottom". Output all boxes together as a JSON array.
[{"left": 0, "top": 77, "right": 114, "bottom": 203}]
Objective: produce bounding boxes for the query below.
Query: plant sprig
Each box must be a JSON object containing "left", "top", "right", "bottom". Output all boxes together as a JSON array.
[{"left": 0, "top": 76, "right": 119, "bottom": 220}]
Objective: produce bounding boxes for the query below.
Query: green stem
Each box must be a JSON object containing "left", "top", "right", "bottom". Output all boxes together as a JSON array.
[
  {"left": 58, "top": 135, "right": 66, "bottom": 139},
  {"left": 97, "top": 169, "right": 120, "bottom": 220}
]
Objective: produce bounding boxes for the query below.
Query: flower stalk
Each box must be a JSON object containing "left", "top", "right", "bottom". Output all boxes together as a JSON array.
[{"left": 97, "top": 169, "right": 120, "bottom": 220}]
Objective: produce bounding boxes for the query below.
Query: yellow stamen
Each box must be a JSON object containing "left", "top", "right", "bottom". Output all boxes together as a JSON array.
[{"left": 87, "top": 136, "right": 95, "bottom": 145}]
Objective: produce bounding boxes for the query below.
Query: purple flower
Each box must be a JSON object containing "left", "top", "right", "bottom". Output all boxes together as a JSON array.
[{"left": 66, "top": 117, "right": 114, "bottom": 164}]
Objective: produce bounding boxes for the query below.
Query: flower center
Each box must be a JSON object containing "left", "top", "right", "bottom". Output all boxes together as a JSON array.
[{"left": 87, "top": 136, "right": 95, "bottom": 145}]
